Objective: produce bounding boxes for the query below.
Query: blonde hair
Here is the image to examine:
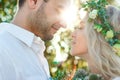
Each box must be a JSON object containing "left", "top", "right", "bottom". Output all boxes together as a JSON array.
[{"left": 84, "top": 5, "right": 120, "bottom": 78}]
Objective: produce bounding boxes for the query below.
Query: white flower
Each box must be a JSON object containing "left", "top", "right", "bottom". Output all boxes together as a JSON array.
[
  {"left": 95, "top": 0, "right": 99, "bottom": 3},
  {"left": 89, "top": 9, "right": 98, "bottom": 19},
  {"left": 106, "top": 30, "right": 114, "bottom": 39},
  {"left": 113, "top": 44, "right": 120, "bottom": 56}
]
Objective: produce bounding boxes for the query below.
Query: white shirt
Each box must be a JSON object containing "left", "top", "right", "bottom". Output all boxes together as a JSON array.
[
  {"left": 0, "top": 23, "right": 51, "bottom": 80},
  {"left": 113, "top": 77, "right": 120, "bottom": 80}
]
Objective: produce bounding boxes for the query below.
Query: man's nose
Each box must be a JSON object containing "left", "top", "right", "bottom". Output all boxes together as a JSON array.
[{"left": 59, "top": 21, "right": 67, "bottom": 28}]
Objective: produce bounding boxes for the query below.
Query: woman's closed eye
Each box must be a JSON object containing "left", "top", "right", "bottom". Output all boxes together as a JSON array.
[{"left": 74, "top": 26, "right": 83, "bottom": 30}]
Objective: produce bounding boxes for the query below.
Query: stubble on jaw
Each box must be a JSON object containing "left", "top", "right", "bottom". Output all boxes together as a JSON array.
[{"left": 27, "top": 2, "right": 53, "bottom": 40}]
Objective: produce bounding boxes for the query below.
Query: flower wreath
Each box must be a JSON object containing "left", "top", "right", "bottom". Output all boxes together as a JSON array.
[
  {"left": 73, "top": 69, "right": 104, "bottom": 80},
  {"left": 81, "top": 0, "right": 120, "bottom": 56}
]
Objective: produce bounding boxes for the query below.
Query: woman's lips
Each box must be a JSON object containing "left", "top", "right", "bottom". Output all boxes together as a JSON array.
[{"left": 71, "top": 40, "right": 76, "bottom": 44}]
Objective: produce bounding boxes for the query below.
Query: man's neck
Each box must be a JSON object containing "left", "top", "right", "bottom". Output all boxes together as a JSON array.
[{"left": 11, "top": 6, "right": 32, "bottom": 32}]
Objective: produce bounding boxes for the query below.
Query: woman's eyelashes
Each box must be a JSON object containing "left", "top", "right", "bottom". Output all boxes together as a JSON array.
[{"left": 74, "top": 26, "right": 83, "bottom": 30}]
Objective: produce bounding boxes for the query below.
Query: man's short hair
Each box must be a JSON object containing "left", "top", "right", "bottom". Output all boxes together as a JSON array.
[
  {"left": 18, "top": 0, "right": 48, "bottom": 8},
  {"left": 19, "top": 0, "right": 25, "bottom": 8}
]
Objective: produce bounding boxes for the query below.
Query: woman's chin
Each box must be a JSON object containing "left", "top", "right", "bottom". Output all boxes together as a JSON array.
[
  {"left": 70, "top": 52, "right": 80, "bottom": 56},
  {"left": 70, "top": 51, "right": 87, "bottom": 56}
]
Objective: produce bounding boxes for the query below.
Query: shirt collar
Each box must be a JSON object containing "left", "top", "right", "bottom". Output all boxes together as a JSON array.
[{"left": 1, "top": 23, "right": 35, "bottom": 47}]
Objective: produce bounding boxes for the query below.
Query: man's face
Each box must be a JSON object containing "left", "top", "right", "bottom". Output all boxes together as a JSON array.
[{"left": 28, "top": 0, "right": 71, "bottom": 41}]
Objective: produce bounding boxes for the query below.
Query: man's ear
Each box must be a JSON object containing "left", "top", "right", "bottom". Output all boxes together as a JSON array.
[{"left": 27, "top": 0, "right": 37, "bottom": 9}]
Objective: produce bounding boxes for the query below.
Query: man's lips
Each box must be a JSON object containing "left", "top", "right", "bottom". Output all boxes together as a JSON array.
[
  {"left": 52, "top": 24, "right": 59, "bottom": 30},
  {"left": 52, "top": 22, "right": 65, "bottom": 30},
  {"left": 52, "top": 23, "right": 62, "bottom": 30}
]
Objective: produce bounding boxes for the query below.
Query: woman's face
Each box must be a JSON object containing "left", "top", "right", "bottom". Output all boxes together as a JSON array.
[{"left": 70, "top": 20, "right": 88, "bottom": 56}]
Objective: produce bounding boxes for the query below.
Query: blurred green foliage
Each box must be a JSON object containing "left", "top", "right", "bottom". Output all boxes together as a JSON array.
[{"left": 0, "top": 0, "right": 17, "bottom": 22}]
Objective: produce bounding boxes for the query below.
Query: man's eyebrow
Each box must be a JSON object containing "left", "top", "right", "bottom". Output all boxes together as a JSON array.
[{"left": 56, "top": 3, "right": 69, "bottom": 9}]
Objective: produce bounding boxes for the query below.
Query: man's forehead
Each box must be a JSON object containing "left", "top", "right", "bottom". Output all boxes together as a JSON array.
[
  {"left": 54, "top": 0, "right": 71, "bottom": 8},
  {"left": 54, "top": 0, "right": 70, "bottom": 5},
  {"left": 54, "top": 0, "right": 71, "bottom": 3}
]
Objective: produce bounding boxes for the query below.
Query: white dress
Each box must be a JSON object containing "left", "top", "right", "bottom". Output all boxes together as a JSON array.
[{"left": 113, "top": 77, "right": 120, "bottom": 80}]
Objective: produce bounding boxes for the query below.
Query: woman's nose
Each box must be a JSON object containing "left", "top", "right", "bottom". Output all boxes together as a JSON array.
[{"left": 71, "top": 31, "right": 75, "bottom": 38}]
